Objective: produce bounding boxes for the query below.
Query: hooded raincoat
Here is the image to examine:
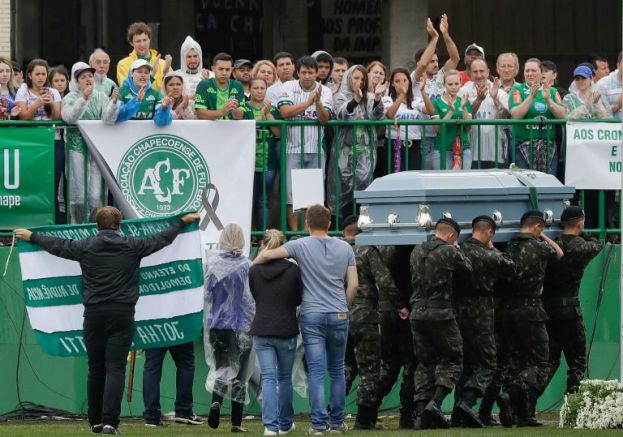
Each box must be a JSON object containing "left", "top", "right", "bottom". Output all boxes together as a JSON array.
[
  {"left": 203, "top": 250, "right": 256, "bottom": 404},
  {"left": 175, "top": 36, "right": 205, "bottom": 97},
  {"left": 327, "top": 65, "right": 385, "bottom": 217},
  {"left": 62, "top": 65, "right": 119, "bottom": 223}
]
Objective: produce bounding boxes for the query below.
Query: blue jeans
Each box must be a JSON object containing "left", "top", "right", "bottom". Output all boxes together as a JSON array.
[
  {"left": 431, "top": 148, "right": 473, "bottom": 170},
  {"left": 253, "top": 336, "right": 297, "bottom": 433},
  {"left": 142, "top": 342, "right": 195, "bottom": 424},
  {"left": 300, "top": 312, "right": 349, "bottom": 430}
]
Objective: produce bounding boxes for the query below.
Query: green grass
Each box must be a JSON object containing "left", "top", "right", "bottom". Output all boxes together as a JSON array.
[{"left": 0, "top": 415, "right": 622, "bottom": 436}]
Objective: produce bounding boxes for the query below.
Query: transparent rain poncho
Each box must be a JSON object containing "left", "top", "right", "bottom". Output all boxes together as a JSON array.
[
  {"left": 327, "top": 65, "right": 385, "bottom": 217},
  {"left": 203, "top": 249, "right": 256, "bottom": 404}
]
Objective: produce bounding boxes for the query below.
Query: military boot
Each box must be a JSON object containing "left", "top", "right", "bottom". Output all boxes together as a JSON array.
[
  {"left": 413, "top": 401, "right": 426, "bottom": 430},
  {"left": 370, "top": 403, "right": 383, "bottom": 430},
  {"left": 398, "top": 400, "right": 414, "bottom": 429},
  {"left": 453, "top": 389, "right": 483, "bottom": 428},
  {"left": 517, "top": 391, "right": 543, "bottom": 427},
  {"left": 422, "top": 386, "right": 451, "bottom": 429},
  {"left": 496, "top": 392, "right": 514, "bottom": 428},
  {"left": 354, "top": 404, "right": 374, "bottom": 430},
  {"left": 478, "top": 388, "right": 500, "bottom": 426}
]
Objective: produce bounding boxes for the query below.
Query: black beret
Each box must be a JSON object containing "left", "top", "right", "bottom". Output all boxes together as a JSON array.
[
  {"left": 341, "top": 215, "right": 359, "bottom": 231},
  {"left": 436, "top": 217, "right": 461, "bottom": 235},
  {"left": 520, "top": 210, "right": 545, "bottom": 224},
  {"left": 472, "top": 215, "right": 497, "bottom": 230},
  {"left": 560, "top": 206, "right": 585, "bottom": 223}
]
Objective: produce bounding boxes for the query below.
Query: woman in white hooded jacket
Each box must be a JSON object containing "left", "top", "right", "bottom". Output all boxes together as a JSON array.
[
  {"left": 62, "top": 61, "right": 119, "bottom": 223},
  {"left": 326, "top": 65, "right": 387, "bottom": 223}
]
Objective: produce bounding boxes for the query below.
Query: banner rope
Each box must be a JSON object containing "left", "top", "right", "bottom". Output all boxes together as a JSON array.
[{"left": 2, "top": 232, "right": 15, "bottom": 277}]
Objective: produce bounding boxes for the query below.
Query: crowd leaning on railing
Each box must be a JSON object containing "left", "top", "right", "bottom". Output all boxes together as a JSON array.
[
  {"left": 3, "top": 15, "right": 622, "bottom": 436},
  {"left": 1, "top": 17, "right": 621, "bottom": 231}
]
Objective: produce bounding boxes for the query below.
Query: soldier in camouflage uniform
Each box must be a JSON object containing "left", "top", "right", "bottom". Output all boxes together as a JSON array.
[
  {"left": 502, "top": 210, "right": 563, "bottom": 427},
  {"left": 350, "top": 234, "right": 400, "bottom": 429},
  {"left": 543, "top": 206, "right": 602, "bottom": 393},
  {"left": 377, "top": 245, "right": 417, "bottom": 429},
  {"left": 341, "top": 216, "right": 359, "bottom": 396},
  {"left": 410, "top": 218, "right": 472, "bottom": 429},
  {"left": 452, "top": 216, "right": 516, "bottom": 428}
]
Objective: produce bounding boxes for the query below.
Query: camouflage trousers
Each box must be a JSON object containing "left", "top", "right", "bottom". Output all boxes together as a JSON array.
[
  {"left": 502, "top": 314, "right": 549, "bottom": 395},
  {"left": 379, "top": 310, "right": 416, "bottom": 409},
  {"left": 454, "top": 300, "right": 496, "bottom": 396},
  {"left": 349, "top": 322, "right": 382, "bottom": 407},
  {"left": 410, "top": 318, "right": 463, "bottom": 402},
  {"left": 546, "top": 313, "right": 587, "bottom": 393},
  {"left": 344, "top": 333, "right": 358, "bottom": 395}
]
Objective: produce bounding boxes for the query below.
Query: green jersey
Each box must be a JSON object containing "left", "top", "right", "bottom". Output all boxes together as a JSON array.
[
  {"left": 244, "top": 101, "right": 281, "bottom": 172},
  {"left": 118, "top": 86, "right": 162, "bottom": 120},
  {"left": 433, "top": 96, "right": 472, "bottom": 150},
  {"left": 508, "top": 83, "right": 561, "bottom": 142},
  {"left": 195, "top": 78, "right": 246, "bottom": 120}
]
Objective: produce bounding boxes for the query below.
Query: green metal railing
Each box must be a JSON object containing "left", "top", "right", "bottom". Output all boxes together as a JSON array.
[{"left": 0, "top": 118, "right": 620, "bottom": 241}]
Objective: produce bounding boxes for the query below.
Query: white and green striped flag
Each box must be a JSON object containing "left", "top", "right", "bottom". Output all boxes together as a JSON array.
[{"left": 17, "top": 215, "right": 204, "bottom": 357}]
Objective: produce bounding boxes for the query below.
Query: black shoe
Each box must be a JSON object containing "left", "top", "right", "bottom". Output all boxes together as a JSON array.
[
  {"left": 450, "top": 407, "right": 464, "bottom": 428},
  {"left": 497, "top": 392, "right": 514, "bottom": 428},
  {"left": 478, "top": 413, "right": 500, "bottom": 426},
  {"left": 517, "top": 417, "right": 544, "bottom": 427},
  {"left": 91, "top": 424, "right": 103, "bottom": 434},
  {"left": 101, "top": 425, "right": 121, "bottom": 435},
  {"left": 398, "top": 408, "right": 414, "bottom": 429},
  {"left": 208, "top": 402, "right": 221, "bottom": 429},
  {"left": 175, "top": 414, "right": 204, "bottom": 425},
  {"left": 455, "top": 401, "right": 483, "bottom": 428},
  {"left": 354, "top": 404, "right": 374, "bottom": 430},
  {"left": 422, "top": 400, "right": 449, "bottom": 429}
]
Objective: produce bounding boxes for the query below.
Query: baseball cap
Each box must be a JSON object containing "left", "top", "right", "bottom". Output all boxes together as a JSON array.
[
  {"left": 472, "top": 215, "right": 497, "bottom": 231},
  {"left": 233, "top": 59, "right": 253, "bottom": 69},
  {"left": 520, "top": 210, "right": 545, "bottom": 225},
  {"left": 130, "top": 59, "right": 152, "bottom": 73},
  {"left": 436, "top": 217, "right": 461, "bottom": 235},
  {"left": 560, "top": 206, "right": 585, "bottom": 222},
  {"left": 71, "top": 61, "right": 96, "bottom": 80},
  {"left": 541, "top": 60, "right": 557, "bottom": 72},
  {"left": 11, "top": 61, "right": 21, "bottom": 72},
  {"left": 573, "top": 65, "right": 593, "bottom": 79},
  {"left": 464, "top": 43, "right": 485, "bottom": 57}
]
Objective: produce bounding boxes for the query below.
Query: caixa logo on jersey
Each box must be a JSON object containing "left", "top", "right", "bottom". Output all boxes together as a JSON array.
[{"left": 117, "top": 134, "right": 209, "bottom": 216}]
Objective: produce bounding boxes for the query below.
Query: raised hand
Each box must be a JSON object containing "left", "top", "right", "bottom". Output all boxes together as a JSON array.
[
  {"left": 137, "top": 86, "right": 146, "bottom": 102},
  {"left": 374, "top": 80, "right": 389, "bottom": 98},
  {"left": 152, "top": 54, "right": 161, "bottom": 77},
  {"left": 476, "top": 82, "right": 488, "bottom": 101},
  {"left": 439, "top": 13, "right": 449, "bottom": 35},
  {"left": 163, "top": 54, "right": 173, "bottom": 74},
  {"left": 352, "top": 78, "right": 363, "bottom": 102},
  {"left": 83, "top": 83, "right": 94, "bottom": 100},
  {"left": 490, "top": 77, "right": 500, "bottom": 100},
  {"left": 529, "top": 82, "right": 540, "bottom": 98},
  {"left": 110, "top": 87, "right": 119, "bottom": 104},
  {"left": 426, "top": 17, "right": 439, "bottom": 38},
  {"left": 541, "top": 82, "right": 551, "bottom": 101}
]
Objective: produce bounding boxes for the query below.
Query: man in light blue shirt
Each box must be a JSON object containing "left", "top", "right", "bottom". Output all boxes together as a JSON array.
[{"left": 254, "top": 204, "right": 358, "bottom": 434}]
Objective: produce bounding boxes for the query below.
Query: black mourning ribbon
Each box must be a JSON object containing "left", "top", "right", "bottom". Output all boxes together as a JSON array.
[{"left": 200, "top": 183, "right": 224, "bottom": 231}]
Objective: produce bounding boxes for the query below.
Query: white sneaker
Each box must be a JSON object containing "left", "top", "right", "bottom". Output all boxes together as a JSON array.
[
  {"left": 280, "top": 423, "right": 296, "bottom": 435},
  {"left": 263, "top": 428, "right": 278, "bottom": 436}
]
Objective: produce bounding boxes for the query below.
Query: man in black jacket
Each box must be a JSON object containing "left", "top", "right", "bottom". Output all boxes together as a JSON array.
[{"left": 15, "top": 207, "right": 199, "bottom": 435}]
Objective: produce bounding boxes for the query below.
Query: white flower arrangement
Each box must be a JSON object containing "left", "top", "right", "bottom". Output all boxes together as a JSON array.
[{"left": 560, "top": 379, "right": 623, "bottom": 429}]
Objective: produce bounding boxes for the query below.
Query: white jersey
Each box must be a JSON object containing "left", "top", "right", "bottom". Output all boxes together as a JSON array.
[
  {"left": 596, "top": 70, "right": 622, "bottom": 119},
  {"left": 381, "top": 95, "right": 426, "bottom": 140},
  {"left": 461, "top": 80, "right": 509, "bottom": 164},
  {"left": 412, "top": 67, "right": 446, "bottom": 138},
  {"left": 278, "top": 80, "right": 334, "bottom": 154},
  {"left": 267, "top": 80, "right": 286, "bottom": 107}
]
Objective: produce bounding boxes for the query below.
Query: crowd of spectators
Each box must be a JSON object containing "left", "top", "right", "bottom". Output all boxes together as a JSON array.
[{"left": 0, "top": 17, "right": 621, "bottom": 229}]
